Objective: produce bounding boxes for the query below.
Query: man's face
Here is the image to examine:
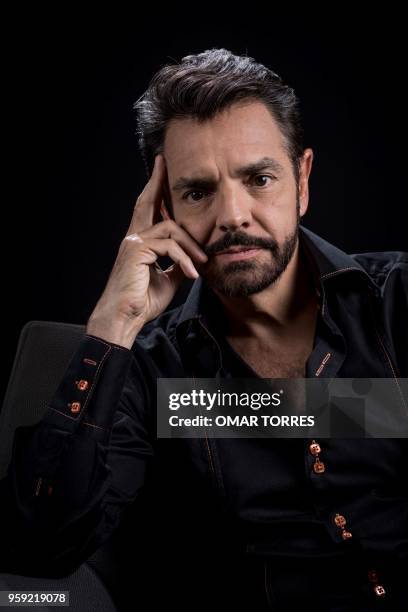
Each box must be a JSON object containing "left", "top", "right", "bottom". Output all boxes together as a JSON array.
[{"left": 163, "top": 100, "right": 313, "bottom": 297}]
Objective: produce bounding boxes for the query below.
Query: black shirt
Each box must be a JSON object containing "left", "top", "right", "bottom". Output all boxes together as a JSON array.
[{"left": 1, "top": 225, "right": 407, "bottom": 607}]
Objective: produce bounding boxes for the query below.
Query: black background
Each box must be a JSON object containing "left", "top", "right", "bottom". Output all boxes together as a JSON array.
[{"left": 2, "top": 9, "right": 407, "bottom": 401}]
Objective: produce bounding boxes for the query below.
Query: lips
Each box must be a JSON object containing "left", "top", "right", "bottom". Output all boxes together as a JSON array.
[
  {"left": 214, "top": 247, "right": 263, "bottom": 262},
  {"left": 217, "top": 247, "right": 261, "bottom": 255}
]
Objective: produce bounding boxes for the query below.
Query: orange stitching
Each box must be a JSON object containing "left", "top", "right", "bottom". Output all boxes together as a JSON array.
[
  {"left": 50, "top": 407, "right": 83, "bottom": 421},
  {"left": 52, "top": 345, "right": 112, "bottom": 421},
  {"left": 82, "top": 345, "right": 111, "bottom": 414},
  {"left": 315, "top": 352, "right": 332, "bottom": 376},
  {"left": 81, "top": 420, "right": 108, "bottom": 430},
  {"left": 85, "top": 335, "right": 130, "bottom": 353},
  {"left": 192, "top": 369, "right": 216, "bottom": 477},
  {"left": 320, "top": 267, "right": 365, "bottom": 280},
  {"left": 84, "top": 336, "right": 114, "bottom": 349},
  {"left": 368, "top": 297, "right": 408, "bottom": 416},
  {"left": 203, "top": 431, "right": 216, "bottom": 476},
  {"left": 320, "top": 267, "right": 370, "bottom": 318}
]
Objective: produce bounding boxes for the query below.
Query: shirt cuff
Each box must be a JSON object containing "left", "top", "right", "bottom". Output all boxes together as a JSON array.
[{"left": 41, "top": 334, "right": 133, "bottom": 433}]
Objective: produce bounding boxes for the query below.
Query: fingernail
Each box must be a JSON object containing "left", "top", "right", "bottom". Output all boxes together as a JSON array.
[{"left": 190, "top": 263, "right": 199, "bottom": 278}]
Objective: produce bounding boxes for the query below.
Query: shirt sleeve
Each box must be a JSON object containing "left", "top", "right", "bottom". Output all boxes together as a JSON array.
[{"left": 0, "top": 333, "right": 154, "bottom": 577}]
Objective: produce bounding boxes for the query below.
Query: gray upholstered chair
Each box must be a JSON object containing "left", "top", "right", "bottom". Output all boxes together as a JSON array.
[{"left": 0, "top": 321, "right": 119, "bottom": 612}]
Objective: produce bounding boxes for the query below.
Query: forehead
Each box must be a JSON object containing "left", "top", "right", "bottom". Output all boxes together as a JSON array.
[{"left": 163, "top": 100, "right": 289, "bottom": 175}]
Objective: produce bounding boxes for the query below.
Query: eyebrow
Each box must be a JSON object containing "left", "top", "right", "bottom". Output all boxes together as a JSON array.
[{"left": 171, "top": 156, "right": 285, "bottom": 192}]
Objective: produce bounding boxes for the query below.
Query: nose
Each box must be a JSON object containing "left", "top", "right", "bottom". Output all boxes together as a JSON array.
[{"left": 215, "top": 183, "right": 252, "bottom": 232}]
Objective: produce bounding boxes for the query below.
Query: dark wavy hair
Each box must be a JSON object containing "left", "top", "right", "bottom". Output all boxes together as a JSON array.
[{"left": 134, "top": 48, "right": 304, "bottom": 189}]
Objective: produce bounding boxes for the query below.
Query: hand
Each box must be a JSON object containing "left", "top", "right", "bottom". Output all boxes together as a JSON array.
[{"left": 86, "top": 154, "right": 208, "bottom": 348}]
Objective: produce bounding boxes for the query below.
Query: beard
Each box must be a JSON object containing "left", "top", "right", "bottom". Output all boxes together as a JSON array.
[{"left": 199, "top": 203, "right": 300, "bottom": 298}]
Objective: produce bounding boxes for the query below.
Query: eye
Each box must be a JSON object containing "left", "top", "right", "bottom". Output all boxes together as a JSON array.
[
  {"left": 250, "top": 174, "right": 275, "bottom": 187},
  {"left": 182, "top": 190, "right": 207, "bottom": 202}
]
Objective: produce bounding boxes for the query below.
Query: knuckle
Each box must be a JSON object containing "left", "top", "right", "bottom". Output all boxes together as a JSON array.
[
  {"left": 158, "top": 219, "right": 176, "bottom": 235},
  {"left": 124, "top": 232, "right": 144, "bottom": 244},
  {"left": 164, "top": 218, "right": 177, "bottom": 230},
  {"left": 168, "top": 238, "right": 183, "bottom": 253}
]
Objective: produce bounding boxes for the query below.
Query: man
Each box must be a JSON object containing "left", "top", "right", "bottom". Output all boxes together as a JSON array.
[{"left": 1, "top": 48, "right": 407, "bottom": 610}]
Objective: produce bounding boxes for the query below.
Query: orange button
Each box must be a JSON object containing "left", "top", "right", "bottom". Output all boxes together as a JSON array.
[
  {"left": 313, "top": 460, "right": 325, "bottom": 474},
  {"left": 70, "top": 401, "right": 81, "bottom": 413},
  {"left": 77, "top": 379, "right": 89, "bottom": 391},
  {"left": 374, "top": 584, "right": 386, "bottom": 597},
  {"left": 334, "top": 514, "right": 347, "bottom": 528},
  {"left": 341, "top": 530, "right": 353, "bottom": 540},
  {"left": 309, "top": 441, "right": 321, "bottom": 455}
]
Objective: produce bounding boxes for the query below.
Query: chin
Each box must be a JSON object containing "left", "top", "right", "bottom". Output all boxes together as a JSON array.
[{"left": 205, "top": 263, "right": 283, "bottom": 298}]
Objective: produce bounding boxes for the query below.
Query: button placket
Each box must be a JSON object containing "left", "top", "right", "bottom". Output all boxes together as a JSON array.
[
  {"left": 68, "top": 401, "right": 81, "bottom": 414},
  {"left": 69, "top": 376, "right": 91, "bottom": 414},
  {"left": 76, "top": 379, "right": 89, "bottom": 391},
  {"left": 333, "top": 513, "right": 352, "bottom": 540},
  {"left": 309, "top": 439, "right": 325, "bottom": 474}
]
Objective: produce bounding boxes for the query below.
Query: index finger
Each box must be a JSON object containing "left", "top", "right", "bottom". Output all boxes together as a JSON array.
[{"left": 126, "top": 154, "right": 167, "bottom": 235}]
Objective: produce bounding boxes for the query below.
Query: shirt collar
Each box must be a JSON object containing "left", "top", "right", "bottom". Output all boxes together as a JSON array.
[
  {"left": 175, "top": 225, "right": 381, "bottom": 346},
  {"left": 299, "top": 225, "right": 380, "bottom": 293}
]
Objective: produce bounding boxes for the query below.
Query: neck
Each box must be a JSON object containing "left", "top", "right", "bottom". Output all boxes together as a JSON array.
[{"left": 212, "top": 240, "right": 318, "bottom": 341}]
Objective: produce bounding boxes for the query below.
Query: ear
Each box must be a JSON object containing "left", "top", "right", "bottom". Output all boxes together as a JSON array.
[{"left": 298, "top": 148, "right": 313, "bottom": 217}]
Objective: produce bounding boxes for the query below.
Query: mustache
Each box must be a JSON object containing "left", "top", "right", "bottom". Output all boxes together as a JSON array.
[{"left": 203, "top": 231, "right": 279, "bottom": 256}]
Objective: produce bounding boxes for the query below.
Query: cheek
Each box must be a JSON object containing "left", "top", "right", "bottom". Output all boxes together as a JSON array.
[
  {"left": 176, "top": 216, "right": 210, "bottom": 245},
  {"left": 174, "top": 208, "right": 214, "bottom": 244},
  {"left": 254, "top": 182, "right": 298, "bottom": 222},
  {"left": 256, "top": 199, "right": 298, "bottom": 237},
  {"left": 272, "top": 181, "right": 298, "bottom": 207}
]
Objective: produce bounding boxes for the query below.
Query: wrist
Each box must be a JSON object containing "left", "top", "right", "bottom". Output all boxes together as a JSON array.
[{"left": 86, "top": 314, "right": 145, "bottom": 349}]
